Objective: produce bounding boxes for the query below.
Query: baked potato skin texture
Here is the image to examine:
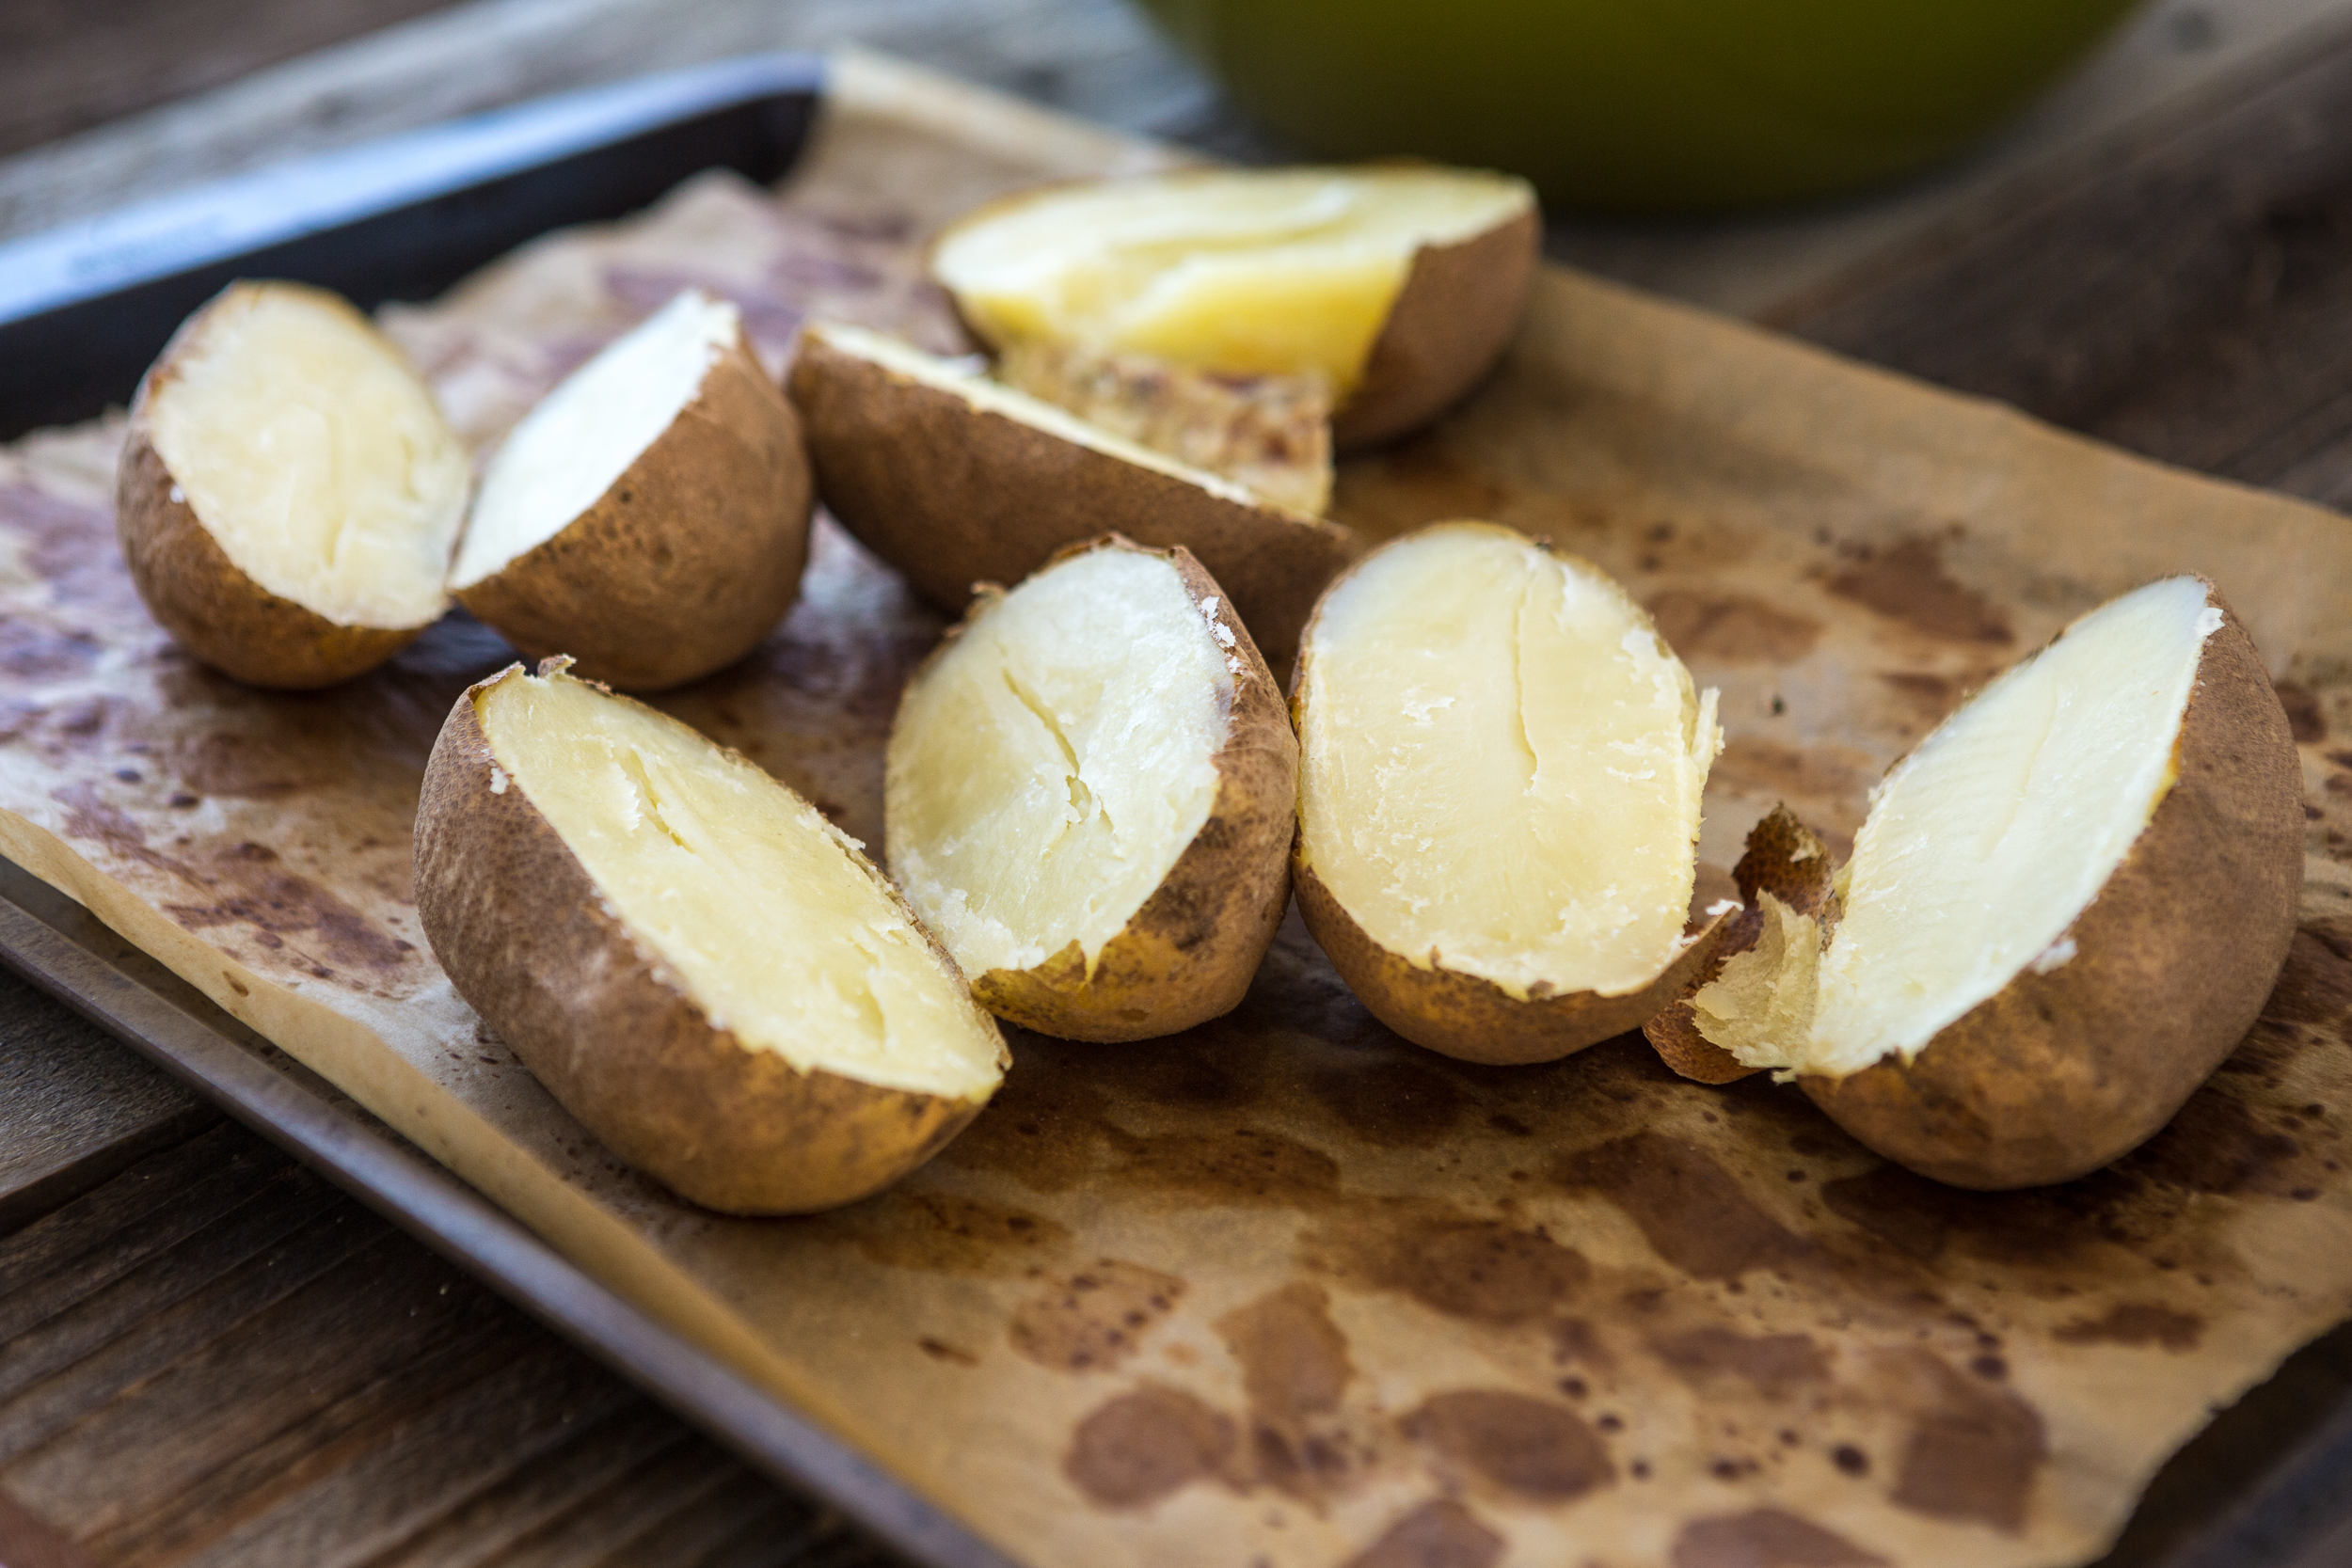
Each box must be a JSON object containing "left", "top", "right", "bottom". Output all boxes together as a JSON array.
[
  {"left": 117, "top": 384, "right": 421, "bottom": 689},
  {"left": 934, "top": 544, "right": 1298, "bottom": 1041},
  {"left": 1292, "top": 862, "right": 1724, "bottom": 1066},
  {"left": 1329, "top": 207, "right": 1542, "bottom": 451},
  {"left": 414, "top": 670, "right": 999, "bottom": 1215},
  {"left": 787, "top": 331, "right": 1356, "bottom": 675},
  {"left": 455, "top": 328, "right": 811, "bottom": 693},
  {"left": 1803, "top": 594, "right": 2304, "bottom": 1190}
]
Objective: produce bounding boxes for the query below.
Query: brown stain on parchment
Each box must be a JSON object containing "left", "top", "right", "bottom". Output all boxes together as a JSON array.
[
  {"left": 1062, "top": 1384, "right": 1241, "bottom": 1510},
  {"left": 1647, "top": 590, "right": 1822, "bottom": 665},
  {"left": 1216, "top": 1282, "right": 1369, "bottom": 1502},
  {"left": 1, "top": 480, "right": 143, "bottom": 615},
  {"left": 2053, "top": 1304, "right": 2204, "bottom": 1352},
  {"left": 1009, "top": 1259, "right": 1184, "bottom": 1372},
  {"left": 1554, "top": 1132, "right": 1816, "bottom": 1282},
  {"left": 1669, "top": 1508, "right": 1888, "bottom": 1567},
  {"left": 1826, "top": 536, "right": 2012, "bottom": 644},
  {"left": 2127, "top": 1088, "right": 2335, "bottom": 1200},
  {"left": 2260, "top": 930, "right": 2352, "bottom": 1027},
  {"left": 172, "top": 731, "right": 339, "bottom": 799},
  {"left": 1341, "top": 1498, "right": 1504, "bottom": 1568},
  {"left": 1305, "top": 1212, "right": 1590, "bottom": 1327},
  {"left": 1307, "top": 1057, "right": 1468, "bottom": 1148},
  {"left": 1401, "top": 1390, "right": 1614, "bottom": 1504},
  {"left": 1711, "top": 736, "right": 1872, "bottom": 805},
  {"left": 2274, "top": 679, "right": 2325, "bottom": 743},
  {"left": 816, "top": 1188, "right": 1072, "bottom": 1277},
  {"left": 1649, "top": 1327, "right": 1831, "bottom": 1393},
  {"left": 1881, "top": 1348, "right": 2047, "bottom": 1533}
]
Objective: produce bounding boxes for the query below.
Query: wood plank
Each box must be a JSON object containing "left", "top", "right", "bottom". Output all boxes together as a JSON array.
[
  {"left": 1783, "top": 13, "right": 2352, "bottom": 512},
  {"left": 0, "top": 0, "right": 460, "bottom": 160}
]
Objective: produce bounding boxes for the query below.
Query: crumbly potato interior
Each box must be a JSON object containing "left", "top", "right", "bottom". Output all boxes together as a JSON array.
[
  {"left": 805, "top": 323, "right": 1277, "bottom": 509},
  {"left": 1694, "top": 576, "right": 2221, "bottom": 1077},
  {"left": 148, "top": 282, "right": 467, "bottom": 629},
  {"left": 479, "top": 670, "right": 1003, "bottom": 1100},
  {"left": 1297, "top": 523, "right": 1720, "bottom": 999},
  {"left": 886, "top": 546, "right": 1231, "bottom": 980},
  {"left": 453, "top": 290, "right": 737, "bottom": 588},
  {"left": 932, "top": 168, "right": 1534, "bottom": 395},
  {"left": 996, "top": 341, "right": 1333, "bottom": 516}
]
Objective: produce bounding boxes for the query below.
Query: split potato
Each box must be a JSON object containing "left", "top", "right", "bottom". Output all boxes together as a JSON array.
[
  {"left": 415, "top": 660, "right": 1007, "bottom": 1214},
  {"left": 886, "top": 538, "right": 1295, "bottom": 1041},
  {"left": 1292, "top": 521, "right": 1727, "bottom": 1064},
  {"left": 117, "top": 280, "right": 469, "bottom": 688},
  {"left": 453, "top": 289, "right": 811, "bottom": 691},
  {"left": 930, "top": 165, "right": 1540, "bottom": 449},
  {"left": 787, "top": 321, "right": 1358, "bottom": 673},
  {"left": 1679, "top": 576, "right": 2303, "bottom": 1189}
]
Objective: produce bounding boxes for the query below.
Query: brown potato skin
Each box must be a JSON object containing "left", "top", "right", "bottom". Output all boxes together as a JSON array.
[
  {"left": 415, "top": 667, "right": 1002, "bottom": 1215},
  {"left": 1294, "top": 861, "right": 1724, "bottom": 1065},
  {"left": 1802, "top": 595, "right": 2304, "bottom": 1190},
  {"left": 1329, "top": 206, "right": 1541, "bottom": 451},
  {"left": 787, "top": 329, "right": 1358, "bottom": 676},
  {"left": 457, "top": 327, "right": 810, "bottom": 692},
  {"left": 116, "top": 366, "right": 422, "bottom": 689},
  {"left": 907, "top": 542, "right": 1297, "bottom": 1042}
]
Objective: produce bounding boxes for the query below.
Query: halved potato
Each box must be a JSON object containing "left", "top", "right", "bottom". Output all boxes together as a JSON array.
[
  {"left": 1292, "top": 522, "right": 1726, "bottom": 1064},
  {"left": 414, "top": 660, "right": 1007, "bottom": 1214},
  {"left": 787, "top": 321, "right": 1358, "bottom": 674},
  {"left": 1678, "top": 577, "right": 2303, "bottom": 1189},
  {"left": 885, "top": 538, "right": 1295, "bottom": 1041},
  {"left": 117, "top": 280, "right": 469, "bottom": 688},
  {"left": 929, "top": 166, "right": 1539, "bottom": 449},
  {"left": 452, "top": 289, "right": 811, "bottom": 692}
]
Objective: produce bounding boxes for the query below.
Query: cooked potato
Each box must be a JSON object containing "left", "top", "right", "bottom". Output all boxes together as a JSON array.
[
  {"left": 414, "top": 660, "right": 1007, "bottom": 1214},
  {"left": 929, "top": 166, "right": 1539, "bottom": 449},
  {"left": 787, "top": 321, "right": 1358, "bottom": 674},
  {"left": 452, "top": 289, "right": 811, "bottom": 692},
  {"left": 1292, "top": 522, "right": 1727, "bottom": 1065},
  {"left": 885, "top": 539, "right": 1295, "bottom": 1041},
  {"left": 1680, "top": 576, "right": 2303, "bottom": 1189},
  {"left": 117, "top": 280, "right": 469, "bottom": 688}
]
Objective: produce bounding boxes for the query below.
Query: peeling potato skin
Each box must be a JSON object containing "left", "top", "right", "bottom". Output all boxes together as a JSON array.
[
  {"left": 1330, "top": 206, "right": 1541, "bottom": 451},
  {"left": 116, "top": 372, "right": 423, "bottom": 689},
  {"left": 1803, "top": 594, "right": 2304, "bottom": 1190},
  {"left": 1293, "top": 859, "right": 1726, "bottom": 1065},
  {"left": 787, "top": 329, "right": 1359, "bottom": 676},
  {"left": 456, "top": 328, "right": 810, "bottom": 692},
  {"left": 1644, "top": 805, "right": 1836, "bottom": 1085},
  {"left": 931, "top": 542, "right": 1298, "bottom": 1042},
  {"left": 415, "top": 667, "right": 1003, "bottom": 1215}
]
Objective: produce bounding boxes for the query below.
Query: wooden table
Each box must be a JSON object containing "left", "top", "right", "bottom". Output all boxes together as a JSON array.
[{"left": 6, "top": 2, "right": 2352, "bottom": 1563}]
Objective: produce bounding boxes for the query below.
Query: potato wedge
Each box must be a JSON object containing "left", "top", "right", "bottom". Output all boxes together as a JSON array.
[
  {"left": 415, "top": 660, "right": 1007, "bottom": 1214},
  {"left": 929, "top": 166, "right": 1539, "bottom": 449},
  {"left": 787, "top": 321, "right": 1358, "bottom": 674},
  {"left": 885, "top": 539, "right": 1295, "bottom": 1041},
  {"left": 117, "top": 280, "right": 469, "bottom": 688},
  {"left": 1680, "top": 577, "right": 2303, "bottom": 1189},
  {"left": 1293, "top": 522, "right": 1726, "bottom": 1064},
  {"left": 452, "top": 289, "right": 811, "bottom": 692}
]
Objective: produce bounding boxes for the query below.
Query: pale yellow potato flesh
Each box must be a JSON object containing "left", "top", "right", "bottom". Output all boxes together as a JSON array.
[
  {"left": 148, "top": 282, "right": 467, "bottom": 628},
  {"left": 887, "top": 547, "right": 1231, "bottom": 979},
  {"left": 932, "top": 168, "right": 1534, "bottom": 396},
  {"left": 1694, "top": 575, "right": 2223, "bottom": 1077},
  {"left": 478, "top": 671, "right": 1003, "bottom": 1099},
  {"left": 453, "top": 289, "right": 738, "bottom": 589},
  {"left": 1297, "top": 522, "right": 1720, "bottom": 999}
]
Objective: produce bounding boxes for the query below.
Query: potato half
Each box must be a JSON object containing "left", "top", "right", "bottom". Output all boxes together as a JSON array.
[
  {"left": 1293, "top": 522, "right": 1726, "bottom": 1065},
  {"left": 929, "top": 166, "right": 1539, "bottom": 449},
  {"left": 885, "top": 539, "right": 1296, "bottom": 1041},
  {"left": 1683, "top": 577, "right": 2303, "bottom": 1189},
  {"left": 787, "top": 321, "right": 1358, "bottom": 674},
  {"left": 452, "top": 289, "right": 811, "bottom": 692},
  {"left": 415, "top": 661, "right": 1007, "bottom": 1214},
  {"left": 117, "top": 281, "right": 469, "bottom": 688}
]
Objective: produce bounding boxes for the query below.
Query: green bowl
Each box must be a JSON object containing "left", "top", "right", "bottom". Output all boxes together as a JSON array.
[{"left": 1136, "top": 0, "right": 2142, "bottom": 212}]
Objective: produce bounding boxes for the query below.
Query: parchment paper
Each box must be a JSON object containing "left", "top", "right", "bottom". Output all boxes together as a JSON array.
[{"left": 5, "top": 50, "right": 2351, "bottom": 1568}]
